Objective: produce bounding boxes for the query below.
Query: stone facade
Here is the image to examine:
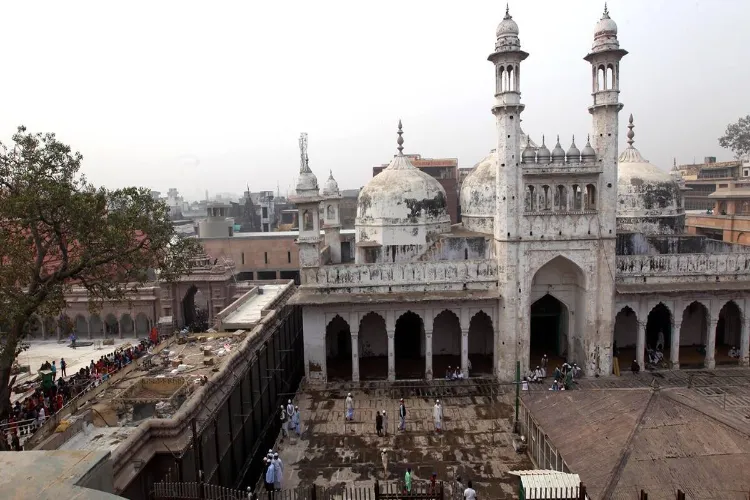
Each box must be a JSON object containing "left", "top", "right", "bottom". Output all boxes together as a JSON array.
[{"left": 292, "top": 6, "right": 750, "bottom": 384}]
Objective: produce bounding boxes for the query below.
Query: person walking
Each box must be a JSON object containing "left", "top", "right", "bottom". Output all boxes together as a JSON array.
[
  {"left": 433, "top": 399, "right": 443, "bottom": 433},
  {"left": 345, "top": 393, "right": 354, "bottom": 421},
  {"left": 60, "top": 358, "right": 67, "bottom": 378},
  {"left": 381, "top": 410, "right": 388, "bottom": 436},
  {"left": 292, "top": 406, "right": 301, "bottom": 436},
  {"left": 375, "top": 411, "right": 383, "bottom": 436},
  {"left": 398, "top": 399, "right": 406, "bottom": 431},
  {"left": 463, "top": 480, "right": 477, "bottom": 500},
  {"left": 264, "top": 457, "right": 275, "bottom": 493},
  {"left": 50, "top": 361, "right": 57, "bottom": 381},
  {"left": 404, "top": 467, "right": 413, "bottom": 493},
  {"left": 272, "top": 452, "right": 283, "bottom": 491},
  {"left": 279, "top": 405, "right": 288, "bottom": 438},
  {"left": 381, "top": 448, "right": 389, "bottom": 479}
]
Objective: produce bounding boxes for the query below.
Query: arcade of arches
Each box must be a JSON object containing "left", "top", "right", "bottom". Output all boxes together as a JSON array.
[
  {"left": 21, "top": 312, "right": 155, "bottom": 340},
  {"left": 322, "top": 308, "right": 496, "bottom": 381},
  {"left": 613, "top": 299, "right": 747, "bottom": 370}
]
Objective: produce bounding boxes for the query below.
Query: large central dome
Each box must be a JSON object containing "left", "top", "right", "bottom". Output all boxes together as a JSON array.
[{"left": 355, "top": 122, "right": 450, "bottom": 263}]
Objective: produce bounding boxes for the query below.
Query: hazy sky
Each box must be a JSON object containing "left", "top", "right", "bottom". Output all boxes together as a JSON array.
[{"left": 1, "top": 0, "right": 748, "bottom": 200}]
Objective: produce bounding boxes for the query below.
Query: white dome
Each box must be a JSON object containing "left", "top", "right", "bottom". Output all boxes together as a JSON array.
[
  {"left": 590, "top": 6, "right": 621, "bottom": 53},
  {"left": 357, "top": 154, "right": 449, "bottom": 226},
  {"left": 460, "top": 151, "right": 497, "bottom": 235},
  {"left": 617, "top": 116, "right": 684, "bottom": 235},
  {"left": 322, "top": 170, "right": 340, "bottom": 197},
  {"left": 494, "top": 7, "right": 521, "bottom": 52}
]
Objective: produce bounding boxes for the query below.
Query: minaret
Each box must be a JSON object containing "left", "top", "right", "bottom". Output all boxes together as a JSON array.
[
  {"left": 489, "top": 5, "right": 528, "bottom": 380},
  {"left": 585, "top": 3, "right": 627, "bottom": 236},
  {"left": 289, "top": 133, "right": 324, "bottom": 281},
  {"left": 489, "top": 5, "right": 528, "bottom": 244},
  {"left": 322, "top": 170, "right": 343, "bottom": 263}
]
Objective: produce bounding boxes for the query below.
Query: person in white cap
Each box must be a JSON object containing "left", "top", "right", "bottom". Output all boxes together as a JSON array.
[
  {"left": 292, "top": 405, "right": 301, "bottom": 436},
  {"left": 272, "top": 452, "right": 283, "bottom": 491},
  {"left": 279, "top": 405, "right": 288, "bottom": 437},
  {"left": 381, "top": 409, "right": 388, "bottom": 436},
  {"left": 433, "top": 399, "right": 443, "bottom": 433},
  {"left": 398, "top": 398, "right": 406, "bottom": 431},
  {"left": 345, "top": 393, "right": 354, "bottom": 421},
  {"left": 286, "top": 399, "right": 294, "bottom": 421},
  {"left": 381, "top": 448, "right": 389, "bottom": 478}
]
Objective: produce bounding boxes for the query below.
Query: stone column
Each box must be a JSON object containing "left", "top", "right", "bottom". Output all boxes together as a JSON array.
[
  {"left": 387, "top": 329, "right": 395, "bottom": 382},
  {"left": 424, "top": 330, "right": 433, "bottom": 380},
  {"left": 87, "top": 318, "right": 92, "bottom": 340},
  {"left": 705, "top": 318, "right": 718, "bottom": 369},
  {"left": 461, "top": 328, "right": 469, "bottom": 377},
  {"left": 739, "top": 318, "right": 749, "bottom": 367},
  {"left": 636, "top": 321, "right": 646, "bottom": 370},
  {"left": 350, "top": 331, "right": 360, "bottom": 383},
  {"left": 670, "top": 318, "right": 681, "bottom": 369}
]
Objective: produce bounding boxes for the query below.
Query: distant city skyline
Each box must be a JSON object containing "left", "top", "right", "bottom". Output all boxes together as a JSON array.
[{"left": 1, "top": 0, "right": 748, "bottom": 200}]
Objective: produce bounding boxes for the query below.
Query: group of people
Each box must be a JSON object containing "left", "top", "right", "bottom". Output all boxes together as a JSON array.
[
  {"left": 279, "top": 399, "right": 301, "bottom": 439},
  {"left": 262, "top": 450, "right": 284, "bottom": 492},
  {"left": 523, "top": 355, "right": 580, "bottom": 391},
  {"left": 344, "top": 394, "right": 407, "bottom": 433},
  {"left": 2, "top": 340, "right": 154, "bottom": 450}
]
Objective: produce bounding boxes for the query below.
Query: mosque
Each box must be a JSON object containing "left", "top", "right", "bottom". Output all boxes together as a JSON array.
[{"left": 290, "top": 6, "right": 750, "bottom": 383}]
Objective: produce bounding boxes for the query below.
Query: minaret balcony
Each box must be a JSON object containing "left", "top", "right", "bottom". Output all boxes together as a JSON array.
[{"left": 522, "top": 163, "right": 602, "bottom": 176}]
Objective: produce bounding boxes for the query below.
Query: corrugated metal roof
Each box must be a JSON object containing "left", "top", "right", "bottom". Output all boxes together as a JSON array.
[{"left": 509, "top": 470, "right": 582, "bottom": 499}]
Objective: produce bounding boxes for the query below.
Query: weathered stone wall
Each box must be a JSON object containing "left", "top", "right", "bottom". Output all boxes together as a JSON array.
[{"left": 616, "top": 253, "right": 750, "bottom": 284}]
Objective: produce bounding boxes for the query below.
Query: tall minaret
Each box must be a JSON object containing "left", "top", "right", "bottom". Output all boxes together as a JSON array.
[
  {"left": 489, "top": 5, "right": 528, "bottom": 244},
  {"left": 584, "top": 4, "right": 627, "bottom": 377},
  {"left": 489, "top": 6, "right": 528, "bottom": 380},
  {"left": 584, "top": 3, "right": 627, "bottom": 236}
]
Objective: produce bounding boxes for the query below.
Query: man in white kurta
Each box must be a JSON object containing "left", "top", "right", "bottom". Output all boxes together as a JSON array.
[
  {"left": 433, "top": 399, "right": 443, "bottom": 433},
  {"left": 345, "top": 393, "right": 354, "bottom": 421}
]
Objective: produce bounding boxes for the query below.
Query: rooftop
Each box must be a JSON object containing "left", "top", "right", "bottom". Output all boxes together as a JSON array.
[
  {"left": 202, "top": 228, "right": 356, "bottom": 240},
  {"left": 219, "top": 284, "right": 286, "bottom": 329}
]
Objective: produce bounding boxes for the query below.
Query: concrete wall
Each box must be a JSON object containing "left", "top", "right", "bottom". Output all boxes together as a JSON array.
[
  {"left": 616, "top": 253, "right": 750, "bottom": 286},
  {"left": 200, "top": 235, "right": 300, "bottom": 276}
]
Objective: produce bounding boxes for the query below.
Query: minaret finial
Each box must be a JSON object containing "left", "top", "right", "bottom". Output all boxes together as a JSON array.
[
  {"left": 526, "top": 135, "right": 531, "bottom": 147},
  {"left": 556, "top": 134, "right": 561, "bottom": 146},
  {"left": 586, "top": 134, "right": 591, "bottom": 145},
  {"left": 505, "top": 3, "right": 510, "bottom": 19},
  {"left": 397, "top": 120, "right": 404, "bottom": 156},
  {"left": 627, "top": 114, "right": 635, "bottom": 147},
  {"left": 298, "top": 132, "right": 310, "bottom": 173},
  {"left": 603, "top": 2, "right": 610, "bottom": 18},
  {"left": 572, "top": 134, "right": 576, "bottom": 146},
  {"left": 542, "top": 134, "right": 545, "bottom": 146}
]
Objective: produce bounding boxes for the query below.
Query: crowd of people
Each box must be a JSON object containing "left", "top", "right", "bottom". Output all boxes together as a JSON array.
[
  {"left": 2, "top": 339, "right": 155, "bottom": 450},
  {"left": 522, "top": 355, "right": 581, "bottom": 391}
]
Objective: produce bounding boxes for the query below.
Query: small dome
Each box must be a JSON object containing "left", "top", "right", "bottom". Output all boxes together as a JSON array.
[
  {"left": 617, "top": 115, "right": 684, "bottom": 235},
  {"left": 522, "top": 137, "right": 536, "bottom": 163},
  {"left": 294, "top": 132, "right": 319, "bottom": 198},
  {"left": 581, "top": 135, "right": 597, "bottom": 162},
  {"left": 566, "top": 136, "right": 580, "bottom": 162},
  {"left": 322, "top": 170, "right": 340, "bottom": 197},
  {"left": 590, "top": 5, "right": 621, "bottom": 53},
  {"left": 536, "top": 136, "right": 551, "bottom": 163},
  {"left": 460, "top": 151, "right": 497, "bottom": 235},
  {"left": 551, "top": 136, "right": 566, "bottom": 162},
  {"left": 494, "top": 6, "right": 521, "bottom": 52}
]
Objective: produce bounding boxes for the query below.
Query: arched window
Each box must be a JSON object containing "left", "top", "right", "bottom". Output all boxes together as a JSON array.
[
  {"left": 606, "top": 64, "right": 614, "bottom": 90},
  {"left": 525, "top": 185, "right": 536, "bottom": 211},
  {"left": 541, "top": 185, "right": 551, "bottom": 210},
  {"left": 585, "top": 184, "right": 597, "bottom": 210},
  {"left": 507, "top": 65, "right": 515, "bottom": 91},
  {"left": 572, "top": 184, "right": 582, "bottom": 210},
  {"left": 501, "top": 67, "right": 508, "bottom": 92},
  {"left": 302, "top": 210, "right": 313, "bottom": 231},
  {"left": 555, "top": 185, "right": 567, "bottom": 211},
  {"left": 326, "top": 205, "right": 335, "bottom": 220},
  {"left": 498, "top": 66, "right": 505, "bottom": 93},
  {"left": 597, "top": 65, "right": 606, "bottom": 91}
]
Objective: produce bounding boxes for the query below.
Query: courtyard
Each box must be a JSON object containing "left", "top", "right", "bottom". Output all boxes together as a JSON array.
[{"left": 268, "top": 378, "right": 532, "bottom": 499}]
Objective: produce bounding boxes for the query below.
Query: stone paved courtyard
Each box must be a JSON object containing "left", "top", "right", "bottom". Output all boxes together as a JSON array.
[
  {"left": 269, "top": 368, "right": 750, "bottom": 499},
  {"left": 271, "top": 379, "right": 532, "bottom": 499}
]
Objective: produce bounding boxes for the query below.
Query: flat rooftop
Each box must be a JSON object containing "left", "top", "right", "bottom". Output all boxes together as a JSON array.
[
  {"left": 222, "top": 284, "right": 285, "bottom": 328},
  {"left": 59, "top": 426, "right": 138, "bottom": 454},
  {"left": 270, "top": 379, "right": 531, "bottom": 500},
  {"left": 204, "top": 228, "right": 356, "bottom": 239}
]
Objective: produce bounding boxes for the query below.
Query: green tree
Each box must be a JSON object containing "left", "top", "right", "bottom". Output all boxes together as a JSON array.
[
  {"left": 0, "top": 126, "right": 202, "bottom": 431},
  {"left": 719, "top": 115, "right": 750, "bottom": 159}
]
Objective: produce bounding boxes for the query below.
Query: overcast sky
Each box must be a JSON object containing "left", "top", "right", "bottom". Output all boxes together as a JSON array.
[{"left": 1, "top": 0, "right": 748, "bottom": 200}]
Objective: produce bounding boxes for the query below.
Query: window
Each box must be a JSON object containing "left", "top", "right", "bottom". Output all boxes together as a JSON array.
[
  {"left": 241, "top": 252, "right": 245, "bottom": 265},
  {"left": 287, "top": 251, "right": 291, "bottom": 263},
  {"left": 263, "top": 223, "right": 269, "bottom": 232},
  {"left": 262, "top": 207, "right": 268, "bottom": 218},
  {"left": 264, "top": 252, "right": 268, "bottom": 264},
  {"left": 464, "top": 248, "right": 468, "bottom": 260},
  {"left": 744, "top": 169, "right": 750, "bottom": 177}
]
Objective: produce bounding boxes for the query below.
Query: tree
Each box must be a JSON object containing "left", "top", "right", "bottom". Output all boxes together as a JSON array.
[
  {"left": 719, "top": 115, "right": 750, "bottom": 159},
  {"left": 0, "top": 126, "right": 203, "bottom": 430}
]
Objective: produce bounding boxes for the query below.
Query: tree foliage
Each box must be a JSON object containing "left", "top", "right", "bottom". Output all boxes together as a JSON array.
[
  {"left": 0, "top": 126, "right": 202, "bottom": 423},
  {"left": 718, "top": 115, "right": 750, "bottom": 159}
]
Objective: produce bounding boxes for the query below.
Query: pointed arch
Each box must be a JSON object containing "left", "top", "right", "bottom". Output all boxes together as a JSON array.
[
  {"left": 135, "top": 313, "right": 150, "bottom": 335},
  {"left": 326, "top": 314, "right": 351, "bottom": 381},
  {"left": 680, "top": 301, "right": 709, "bottom": 368},
  {"left": 433, "top": 309, "right": 461, "bottom": 377},
  {"left": 614, "top": 306, "right": 638, "bottom": 370},
  {"left": 121, "top": 313, "right": 134, "bottom": 337},
  {"left": 358, "top": 312, "right": 387, "bottom": 380},
  {"left": 395, "top": 310, "right": 424, "bottom": 379},
  {"left": 717, "top": 300, "right": 743, "bottom": 364},
  {"left": 74, "top": 314, "right": 88, "bottom": 337},
  {"left": 104, "top": 313, "right": 119, "bottom": 337},
  {"left": 469, "top": 310, "right": 494, "bottom": 375},
  {"left": 90, "top": 314, "right": 103, "bottom": 338}
]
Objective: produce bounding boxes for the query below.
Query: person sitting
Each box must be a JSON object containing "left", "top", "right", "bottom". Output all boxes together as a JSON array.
[
  {"left": 521, "top": 377, "right": 529, "bottom": 391},
  {"left": 445, "top": 366, "right": 453, "bottom": 380},
  {"left": 572, "top": 363, "right": 582, "bottom": 379},
  {"left": 454, "top": 367, "right": 464, "bottom": 380},
  {"left": 728, "top": 346, "right": 740, "bottom": 358},
  {"left": 553, "top": 366, "right": 562, "bottom": 381},
  {"left": 533, "top": 366, "right": 543, "bottom": 382},
  {"left": 631, "top": 359, "right": 640, "bottom": 375},
  {"left": 528, "top": 370, "right": 540, "bottom": 383},
  {"left": 550, "top": 379, "right": 560, "bottom": 391}
]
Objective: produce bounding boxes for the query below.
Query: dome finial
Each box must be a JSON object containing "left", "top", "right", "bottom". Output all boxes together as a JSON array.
[
  {"left": 627, "top": 114, "right": 635, "bottom": 147},
  {"left": 505, "top": 3, "right": 511, "bottom": 19},
  {"left": 603, "top": 2, "right": 610, "bottom": 19},
  {"left": 397, "top": 119, "right": 404, "bottom": 156}
]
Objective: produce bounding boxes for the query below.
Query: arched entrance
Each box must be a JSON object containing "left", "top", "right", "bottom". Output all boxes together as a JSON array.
[
  {"left": 680, "top": 301, "right": 709, "bottom": 368},
  {"left": 105, "top": 314, "right": 119, "bottom": 337},
  {"left": 90, "top": 315, "right": 103, "bottom": 338},
  {"left": 529, "top": 256, "right": 585, "bottom": 369},
  {"left": 325, "top": 315, "right": 352, "bottom": 381},
  {"left": 645, "top": 303, "right": 671, "bottom": 368},
  {"left": 135, "top": 313, "right": 150, "bottom": 336},
  {"left": 468, "top": 311, "right": 494, "bottom": 375},
  {"left": 530, "top": 294, "right": 568, "bottom": 370},
  {"left": 74, "top": 315, "right": 88, "bottom": 337},
  {"left": 27, "top": 316, "right": 43, "bottom": 340},
  {"left": 395, "top": 311, "right": 424, "bottom": 379},
  {"left": 717, "top": 301, "right": 742, "bottom": 365},
  {"left": 613, "top": 306, "right": 638, "bottom": 371},
  {"left": 359, "top": 312, "right": 387, "bottom": 380},
  {"left": 182, "top": 285, "right": 209, "bottom": 332},
  {"left": 432, "top": 310, "right": 460, "bottom": 378},
  {"left": 121, "top": 314, "right": 135, "bottom": 337}
]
